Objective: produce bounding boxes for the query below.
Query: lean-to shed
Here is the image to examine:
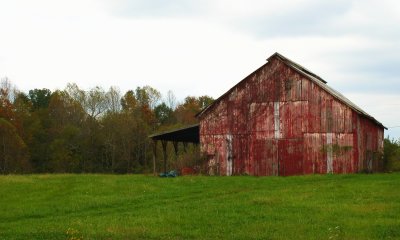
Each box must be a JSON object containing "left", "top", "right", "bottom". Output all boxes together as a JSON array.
[{"left": 196, "top": 53, "right": 386, "bottom": 176}]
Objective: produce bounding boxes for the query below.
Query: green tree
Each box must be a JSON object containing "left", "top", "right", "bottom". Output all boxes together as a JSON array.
[
  {"left": 198, "top": 95, "right": 214, "bottom": 109},
  {"left": 28, "top": 88, "right": 52, "bottom": 110},
  {"left": 154, "top": 102, "right": 175, "bottom": 126},
  {"left": 49, "top": 125, "right": 82, "bottom": 172},
  {"left": 384, "top": 137, "right": 400, "bottom": 171}
]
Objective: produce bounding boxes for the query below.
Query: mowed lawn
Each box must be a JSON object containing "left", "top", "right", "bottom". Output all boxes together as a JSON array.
[{"left": 0, "top": 174, "right": 399, "bottom": 239}]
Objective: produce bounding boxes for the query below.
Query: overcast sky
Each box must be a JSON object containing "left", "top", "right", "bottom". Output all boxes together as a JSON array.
[{"left": 0, "top": 0, "right": 399, "bottom": 138}]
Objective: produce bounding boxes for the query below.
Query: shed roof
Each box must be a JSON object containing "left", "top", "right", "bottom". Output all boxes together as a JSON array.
[
  {"left": 197, "top": 52, "right": 386, "bottom": 129},
  {"left": 149, "top": 124, "right": 199, "bottom": 143}
]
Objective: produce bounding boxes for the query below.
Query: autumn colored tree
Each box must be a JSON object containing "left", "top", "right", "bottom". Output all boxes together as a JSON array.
[
  {"left": 135, "top": 86, "right": 161, "bottom": 127},
  {"left": 45, "top": 90, "right": 87, "bottom": 172},
  {"left": 0, "top": 79, "right": 210, "bottom": 174},
  {"left": 135, "top": 86, "right": 161, "bottom": 110},
  {"left": 0, "top": 79, "right": 32, "bottom": 173},
  {"left": 101, "top": 112, "right": 142, "bottom": 173},
  {"left": 121, "top": 90, "right": 137, "bottom": 112},
  {"left": 13, "top": 92, "right": 33, "bottom": 142},
  {"left": 0, "top": 78, "right": 17, "bottom": 124},
  {"left": 174, "top": 96, "right": 214, "bottom": 125},
  {"left": 48, "top": 90, "right": 85, "bottom": 128},
  {"left": 0, "top": 118, "right": 30, "bottom": 173}
]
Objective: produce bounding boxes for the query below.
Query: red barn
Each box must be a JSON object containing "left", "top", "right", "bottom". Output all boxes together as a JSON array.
[
  {"left": 197, "top": 53, "right": 386, "bottom": 176},
  {"left": 151, "top": 53, "right": 386, "bottom": 176}
]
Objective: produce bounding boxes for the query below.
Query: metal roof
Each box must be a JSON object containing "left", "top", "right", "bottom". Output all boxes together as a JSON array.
[
  {"left": 197, "top": 52, "right": 386, "bottom": 129},
  {"left": 271, "top": 53, "right": 386, "bottom": 129},
  {"left": 268, "top": 52, "right": 327, "bottom": 84}
]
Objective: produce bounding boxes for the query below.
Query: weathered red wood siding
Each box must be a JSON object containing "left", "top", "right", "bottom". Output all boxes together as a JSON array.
[{"left": 199, "top": 56, "right": 384, "bottom": 176}]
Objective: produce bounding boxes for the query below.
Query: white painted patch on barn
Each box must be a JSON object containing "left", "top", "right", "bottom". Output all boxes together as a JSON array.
[
  {"left": 274, "top": 102, "right": 280, "bottom": 139},
  {"left": 226, "top": 134, "right": 233, "bottom": 176},
  {"left": 327, "top": 133, "right": 333, "bottom": 173}
]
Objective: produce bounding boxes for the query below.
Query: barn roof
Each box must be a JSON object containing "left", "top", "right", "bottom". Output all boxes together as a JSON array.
[
  {"left": 197, "top": 52, "right": 386, "bottom": 129},
  {"left": 269, "top": 52, "right": 327, "bottom": 84}
]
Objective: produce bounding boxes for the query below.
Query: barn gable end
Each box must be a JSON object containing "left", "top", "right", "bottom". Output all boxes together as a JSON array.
[{"left": 199, "top": 53, "right": 385, "bottom": 176}]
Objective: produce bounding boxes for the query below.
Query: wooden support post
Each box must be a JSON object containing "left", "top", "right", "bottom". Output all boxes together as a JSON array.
[
  {"left": 183, "top": 142, "right": 188, "bottom": 153},
  {"left": 161, "top": 140, "right": 168, "bottom": 174},
  {"left": 173, "top": 141, "right": 179, "bottom": 157},
  {"left": 152, "top": 140, "right": 157, "bottom": 176}
]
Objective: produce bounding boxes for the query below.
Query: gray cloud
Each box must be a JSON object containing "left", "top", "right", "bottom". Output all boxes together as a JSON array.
[
  {"left": 232, "top": 1, "right": 350, "bottom": 38},
  {"left": 229, "top": 1, "right": 400, "bottom": 39},
  {"left": 106, "top": 0, "right": 400, "bottom": 39}
]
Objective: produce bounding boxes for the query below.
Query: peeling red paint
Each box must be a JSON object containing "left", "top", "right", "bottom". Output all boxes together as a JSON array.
[{"left": 199, "top": 54, "right": 384, "bottom": 176}]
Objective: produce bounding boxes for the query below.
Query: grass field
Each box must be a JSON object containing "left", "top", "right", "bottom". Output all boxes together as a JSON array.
[{"left": 0, "top": 174, "right": 399, "bottom": 239}]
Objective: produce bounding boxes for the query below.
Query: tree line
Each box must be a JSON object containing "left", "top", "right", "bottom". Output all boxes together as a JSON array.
[
  {"left": 1, "top": 77, "right": 399, "bottom": 174},
  {"left": 384, "top": 138, "right": 400, "bottom": 172},
  {"left": 0, "top": 77, "right": 213, "bottom": 174}
]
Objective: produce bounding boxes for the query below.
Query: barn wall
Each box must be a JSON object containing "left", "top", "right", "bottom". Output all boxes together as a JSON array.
[
  {"left": 356, "top": 115, "right": 384, "bottom": 172},
  {"left": 199, "top": 57, "right": 384, "bottom": 176}
]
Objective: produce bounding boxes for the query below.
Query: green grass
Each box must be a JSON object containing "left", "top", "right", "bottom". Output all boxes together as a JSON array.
[{"left": 0, "top": 174, "right": 399, "bottom": 239}]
